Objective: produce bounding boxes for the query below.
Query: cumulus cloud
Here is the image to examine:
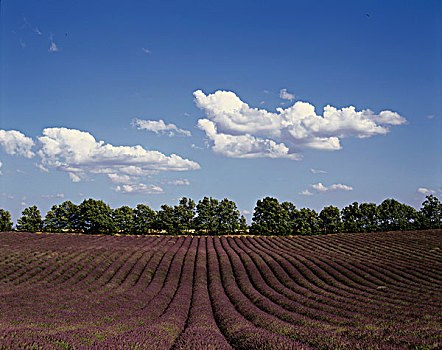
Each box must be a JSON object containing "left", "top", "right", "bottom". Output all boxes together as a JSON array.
[
  {"left": 310, "top": 168, "right": 327, "bottom": 174},
  {"left": 132, "top": 118, "right": 191, "bottom": 137},
  {"left": 41, "top": 193, "right": 65, "bottom": 199},
  {"left": 417, "top": 187, "right": 436, "bottom": 195},
  {"left": 280, "top": 89, "right": 295, "bottom": 101},
  {"left": 299, "top": 189, "right": 313, "bottom": 196},
  {"left": 114, "top": 183, "right": 164, "bottom": 195},
  {"left": 197, "top": 119, "right": 300, "bottom": 160},
  {"left": 311, "top": 182, "right": 353, "bottom": 192},
  {"left": 193, "top": 90, "right": 406, "bottom": 159},
  {"left": 37, "top": 127, "right": 199, "bottom": 185},
  {"left": 0, "top": 130, "right": 35, "bottom": 158}
]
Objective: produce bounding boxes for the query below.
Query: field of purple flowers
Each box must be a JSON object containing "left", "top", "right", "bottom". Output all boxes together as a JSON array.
[{"left": 0, "top": 230, "right": 440, "bottom": 349}]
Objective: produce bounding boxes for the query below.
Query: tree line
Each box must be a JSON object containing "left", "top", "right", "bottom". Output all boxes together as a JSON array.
[{"left": 0, "top": 195, "right": 440, "bottom": 235}]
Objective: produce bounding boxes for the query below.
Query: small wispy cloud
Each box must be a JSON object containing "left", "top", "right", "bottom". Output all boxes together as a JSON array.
[
  {"left": 20, "top": 39, "right": 26, "bottom": 49},
  {"left": 310, "top": 168, "right": 327, "bottom": 174},
  {"left": 299, "top": 189, "right": 313, "bottom": 196},
  {"left": 49, "top": 34, "right": 59, "bottom": 52},
  {"left": 311, "top": 182, "right": 353, "bottom": 192},
  {"left": 165, "top": 179, "right": 190, "bottom": 186},
  {"left": 279, "top": 88, "right": 295, "bottom": 101},
  {"left": 426, "top": 114, "right": 435, "bottom": 119},
  {"left": 35, "top": 163, "right": 49, "bottom": 172},
  {"left": 417, "top": 187, "right": 436, "bottom": 195},
  {"left": 35, "top": 27, "right": 42, "bottom": 35},
  {"left": 41, "top": 193, "right": 65, "bottom": 199},
  {"left": 114, "top": 183, "right": 163, "bottom": 195},
  {"left": 141, "top": 47, "right": 151, "bottom": 54},
  {"left": 132, "top": 118, "right": 191, "bottom": 137}
]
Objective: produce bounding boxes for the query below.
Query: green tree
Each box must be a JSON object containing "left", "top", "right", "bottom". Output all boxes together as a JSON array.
[
  {"left": 216, "top": 198, "right": 241, "bottom": 234},
  {"left": 294, "top": 208, "right": 320, "bottom": 235},
  {"left": 250, "top": 197, "right": 289, "bottom": 235},
  {"left": 44, "top": 201, "right": 79, "bottom": 232},
  {"left": 112, "top": 206, "right": 135, "bottom": 234},
  {"left": 16, "top": 206, "right": 43, "bottom": 233},
  {"left": 419, "top": 195, "right": 441, "bottom": 229},
  {"left": 359, "top": 202, "right": 379, "bottom": 232},
  {"left": 78, "top": 199, "right": 114, "bottom": 234},
  {"left": 133, "top": 204, "right": 156, "bottom": 234},
  {"left": 174, "top": 197, "right": 196, "bottom": 233},
  {"left": 195, "top": 197, "right": 219, "bottom": 234},
  {"left": 341, "top": 202, "right": 362, "bottom": 233},
  {"left": 378, "top": 199, "right": 417, "bottom": 231},
  {"left": 156, "top": 204, "right": 176, "bottom": 234},
  {"left": 0, "top": 209, "right": 13, "bottom": 231},
  {"left": 281, "top": 201, "right": 299, "bottom": 235},
  {"left": 319, "top": 205, "right": 342, "bottom": 234}
]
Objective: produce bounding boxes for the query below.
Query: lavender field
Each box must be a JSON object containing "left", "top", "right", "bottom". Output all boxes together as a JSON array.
[{"left": 0, "top": 230, "right": 441, "bottom": 349}]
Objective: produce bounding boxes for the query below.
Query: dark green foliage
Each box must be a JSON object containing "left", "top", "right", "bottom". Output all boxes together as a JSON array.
[
  {"left": 216, "top": 198, "right": 241, "bottom": 234},
  {"left": 174, "top": 197, "right": 196, "bottom": 232},
  {"left": 419, "top": 195, "right": 441, "bottom": 229},
  {"left": 294, "top": 208, "right": 320, "bottom": 235},
  {"left": 250, "top": 197, "right": 289, "bottom": 235},
  {"left": 112, "top": 206, "right": 135, "bottom": 234},
  {"left": 319, "top": 205, "right": 342, "bottom": 234},
  {"left": 5, "top": 195, "right": 440, "bottom": 236},
  {"left": 16, "top": 206, "right": 43, "bottom": 233},
  {"left": 359, "top": 202, "right": 379, "bottom": 232},
  {"left": 133, "top": 204, "right": 156, "bottom": 234},
  {"left": 44, "top": 201, "right": 79, "bottom": 232},
  {"left": 341, "top": 202, "right": 362, "bottom": 233},
  {"left": 195, "top": 197, "right": 219, "bottom": 234},
  {"left": 0, "top": 209, "right": 13, "bottom": 231},
  {"left": 156, "top": 204, "right": 176, "bottom": 233},
  {"left": 78, "top": 199, "right": 114, "bottom": 234},
  {"left": 378, "top": 199, "right": 418, "bottom": 231}
]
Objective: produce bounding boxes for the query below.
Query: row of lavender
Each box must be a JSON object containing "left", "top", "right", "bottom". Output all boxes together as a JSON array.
[{"left": 0, "top": 230, "right": 440, "bottom": 349}]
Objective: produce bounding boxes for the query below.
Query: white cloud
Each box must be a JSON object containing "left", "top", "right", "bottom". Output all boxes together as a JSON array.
[
  {"left": 35, "top": 27, "right": 42, "bottom": 35},
  {"left": 417, "top": 187, "right": 436, "bottom": 195},
  {"left": 299, "top": 189, "right": 313, "bottom": 196},
  {"left": 69, "top": 172, "right": 81, "bottom": 183},
  {"left": 310, "top": 168, "right": 327, "bottom": 174},
  {"left": 132, "top": 118, "right": 191, "bottom": 137},
  {"left": 0, "top": 130, "right": 35, "bottom": 158},
  {"left": 242, "top": 209, "right": 251, "bottom": 215},
  {"left": 35, "top": 163, "right": 49, "bottom": 172},
  {"left": 193, "top": 90, "right": 406, "bottom": 158},
  {"left": 41, "top": 193, "right": 65, "bottom": 199},
  {"left": 20, "top": 39, "right": 26, "bottom": 49},
  {"left": 37, "top": 127, "right": 199, "bottom": 184},
  {"left": 107, "top": 173, "right": 137, "bottom": 184},
  {"left": 197, "top": 119, "right": 300, "bottom": 160},
  {"left": 142, "top": 47, "right": 151, "bottom": 54},
  {"left": 0, "top": 161, "right": 2, "bottom": 175},
  {"left": 48, "top": 34, "right": 58, "bottom": 52},
  {"left": 279, "top": 88, "right": 295, "bottom": 101},
  {"left": 426, "top": 114, "right": 435, "bottom": 119},
  {"left": 114, "top": 183, "right": 163, "bottom": 195},
  {"left": 311, "top": 182, "right": 353, "bottom": 192},
  {"left": 165, "top": 179, "right": 190, "bottom": 186}
]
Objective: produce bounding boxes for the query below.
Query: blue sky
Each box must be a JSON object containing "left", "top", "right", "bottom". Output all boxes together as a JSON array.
[{"left": 1, "top": 0, "right": 441, "bottom": 222}]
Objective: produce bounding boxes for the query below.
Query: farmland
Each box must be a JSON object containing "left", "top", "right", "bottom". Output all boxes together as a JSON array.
[{"left": 0, "top": 230, "right": 440, "bottom": 349}]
